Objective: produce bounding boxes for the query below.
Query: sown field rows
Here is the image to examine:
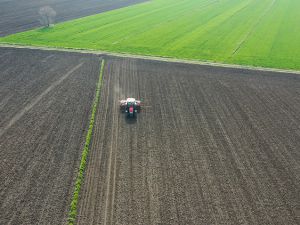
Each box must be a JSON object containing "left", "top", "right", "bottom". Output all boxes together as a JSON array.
[
  {"left": 77, "top": 56, "right": 300, "bottom": 224},
  {"left": 0, "top": 48, "right": 100, "bottom": 224}
]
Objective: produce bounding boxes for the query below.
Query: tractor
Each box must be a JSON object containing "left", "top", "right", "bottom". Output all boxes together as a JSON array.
[{"left": 120, "top": 98, "right": 141, "bottom": 118}]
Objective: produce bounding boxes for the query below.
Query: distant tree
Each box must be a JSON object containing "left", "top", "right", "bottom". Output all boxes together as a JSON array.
[{"left": 39, "top": 6, "right": 56, "bottom": 27}]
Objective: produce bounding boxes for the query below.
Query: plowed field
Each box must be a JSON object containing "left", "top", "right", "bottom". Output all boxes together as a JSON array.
[
  {"left": 0, "top": 48, "right": 100, "bottom": 224},
  {"left": 77, "top": 56, "right": 300, "bottom": 225}
]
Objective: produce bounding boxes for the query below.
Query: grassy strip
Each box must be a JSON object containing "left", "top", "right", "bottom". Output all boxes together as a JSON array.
[{"left": 68, "top": 59, "right": 105, "bottom": 225}]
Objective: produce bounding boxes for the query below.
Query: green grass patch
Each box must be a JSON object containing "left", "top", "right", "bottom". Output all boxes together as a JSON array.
[
  {"left": 68, "top": 59, "right": 105, "bottom": 225},
  {"left": 1, "top": 0, "right": 300, "bottom": 70}
]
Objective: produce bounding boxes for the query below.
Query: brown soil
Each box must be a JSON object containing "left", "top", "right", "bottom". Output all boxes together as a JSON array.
[
  {"left": 0, "top": 0, "right": 148, "bottom": 37},
  {"left": 77, "top": 56, "right": 300, "bottom": 225},
  {"left": 0, "top": 48, "right": 100, "bottom": 224}
]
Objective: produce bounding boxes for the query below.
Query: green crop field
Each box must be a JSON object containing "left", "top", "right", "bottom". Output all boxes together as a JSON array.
[{"left": 1, "top": 0, "right": 300, "bottom": 70}]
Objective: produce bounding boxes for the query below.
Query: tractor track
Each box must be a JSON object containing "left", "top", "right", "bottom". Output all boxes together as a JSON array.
[
  {"left": 103, "top": 64, "right": 120, "bottom": 225},
  {"left": 0, "top": 62, "right": 83, "bottom": 138}
]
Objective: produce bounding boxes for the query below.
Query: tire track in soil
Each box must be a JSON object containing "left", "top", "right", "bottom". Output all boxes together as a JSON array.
[
  {"left": 231, "top": 0, "right": 277, "bottom": 56},
  {"left": 103, "top": 64, "right": 120, "bottom": 225},
  {"left": 0, "top": 47, "right": 87, "bottom": 128},
  {"left": 0, "top": 63, "right": 83, "bottom": 138}
]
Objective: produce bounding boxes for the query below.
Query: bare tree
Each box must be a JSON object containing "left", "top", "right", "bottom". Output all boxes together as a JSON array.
[{"left": 39, "top": 6, "right": 56, "bottom": 27}]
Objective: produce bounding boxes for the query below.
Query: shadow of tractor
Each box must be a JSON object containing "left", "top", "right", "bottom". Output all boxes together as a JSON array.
[{"left": 124, "top": 115, "right": 137, "bottom": 124}]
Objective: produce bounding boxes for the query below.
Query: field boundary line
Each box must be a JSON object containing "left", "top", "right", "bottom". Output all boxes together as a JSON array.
[
  {"left": 68, "top": 59, "right": 105, "bottom": 225},
  {"left": 0, "top": 62, "right": 83, "bottom": 138},
  {"left": 1, "top": 43, "right": 300, "bottom": 75}
]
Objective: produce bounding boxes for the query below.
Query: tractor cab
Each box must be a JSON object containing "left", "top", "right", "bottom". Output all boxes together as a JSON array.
[
  {"left": 120, "top": 98, "right": 141, "bottom": 118},
  {"left": 126, "top": 99, "right": 137, "bottom": 117}
]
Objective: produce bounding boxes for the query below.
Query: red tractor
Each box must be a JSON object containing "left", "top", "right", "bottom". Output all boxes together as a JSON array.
[{"left": 120, "top": 98, "right": 141, "bottom": 118}]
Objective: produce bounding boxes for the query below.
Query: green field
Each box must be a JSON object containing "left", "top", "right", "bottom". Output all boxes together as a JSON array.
[{"left": 1, "top": 0, "right": 300, "bottom": 70}]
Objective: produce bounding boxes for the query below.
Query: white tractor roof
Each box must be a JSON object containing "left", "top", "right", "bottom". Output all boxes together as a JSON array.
[{"left": 127, "top": 98, "right": 136, "bottom": 102}]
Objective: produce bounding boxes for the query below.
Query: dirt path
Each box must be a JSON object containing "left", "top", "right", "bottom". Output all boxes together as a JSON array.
[{"left": 77, "top": 56, "right": 300, "bottom": 224}]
